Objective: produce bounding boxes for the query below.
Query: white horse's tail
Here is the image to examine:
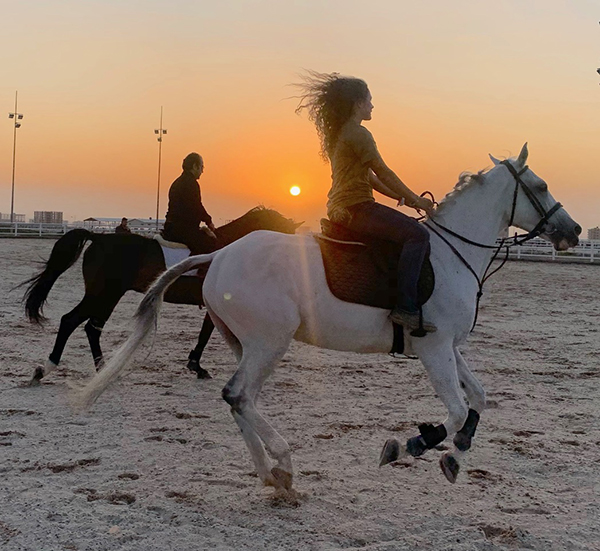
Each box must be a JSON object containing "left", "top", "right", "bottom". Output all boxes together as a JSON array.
[{"left": 76, "top": 252, "right": 219, "bottom": 410}]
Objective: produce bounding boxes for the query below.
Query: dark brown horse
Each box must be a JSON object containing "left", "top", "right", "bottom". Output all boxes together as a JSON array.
[{"left": 23, "top": 207, "right": 300, "bottom": 383}]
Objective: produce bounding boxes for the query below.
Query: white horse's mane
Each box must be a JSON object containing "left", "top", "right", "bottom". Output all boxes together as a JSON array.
[{"left": 435, "top": 168, "right": 490, "bottom": 216}]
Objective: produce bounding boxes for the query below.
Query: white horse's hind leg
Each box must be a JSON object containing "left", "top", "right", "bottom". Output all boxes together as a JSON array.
[
  {"left": 222, "top": 340, "right": 295, "bottom": 491},
  {"left": 207, "top": 308, "right": 278, "bottom": 486},
  {"left": 207, "top": 306, "right": 243, "bottom": 362},
  {"left": 231, "top": 412, "right": 279, "bottom": 487}
]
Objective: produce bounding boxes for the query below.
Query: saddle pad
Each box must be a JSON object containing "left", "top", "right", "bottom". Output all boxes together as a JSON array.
[
  {"left": 153, "top": 237, "right": 198, "bottom": 277},
  {"left": 315, "top": 234, "right": 434, "bottom": 311},
  {"left": 154, "top": 234, "right": 189, "bottom": 249}
]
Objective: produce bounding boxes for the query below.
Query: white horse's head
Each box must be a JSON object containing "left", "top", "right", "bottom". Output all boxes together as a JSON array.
[{"left": 489, "top": 144, "right": 581, "bottom": 251}]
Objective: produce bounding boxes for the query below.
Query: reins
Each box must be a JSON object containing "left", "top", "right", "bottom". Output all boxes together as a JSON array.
[{"left": 419, "top": 160, "right": 563, "bottom": 331}]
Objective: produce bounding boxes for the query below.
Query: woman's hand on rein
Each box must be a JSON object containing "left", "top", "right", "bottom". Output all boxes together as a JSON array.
[
  {"left": 414, "top": 196, "right": 434, "bottom": 215},
  {"left": 402, "top": 195, "right": 434, "bottom": 216}
]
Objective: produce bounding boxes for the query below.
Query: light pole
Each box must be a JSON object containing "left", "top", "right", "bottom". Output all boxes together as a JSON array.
[
  {"left": 154, "top": 106, "right": 167, "bottom": 231},
  {"left": 8, "top": 91, "right": 23, "bottom": 224}
]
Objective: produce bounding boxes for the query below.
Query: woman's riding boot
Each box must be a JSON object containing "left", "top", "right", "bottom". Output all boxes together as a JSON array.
[{"left": 391, "top": 242, "right": 437, "bottom": 332}]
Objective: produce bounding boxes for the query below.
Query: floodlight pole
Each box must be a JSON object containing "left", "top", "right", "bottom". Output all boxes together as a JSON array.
[
  {"left": 154, "top": 106, "right": 167, "bottom": 231},
  {"left": 8, "top": 91, "right": 23, "bottom": 224}
]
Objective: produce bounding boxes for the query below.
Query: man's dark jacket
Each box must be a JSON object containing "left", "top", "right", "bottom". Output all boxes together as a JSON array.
[{"left": 163, "top": 170, "right": 212, "bottom": 235}]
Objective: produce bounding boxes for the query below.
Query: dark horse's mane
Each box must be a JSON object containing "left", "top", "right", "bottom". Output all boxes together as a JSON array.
[{"left": 218, "top": 206, "right": 299, "bottom": 235}]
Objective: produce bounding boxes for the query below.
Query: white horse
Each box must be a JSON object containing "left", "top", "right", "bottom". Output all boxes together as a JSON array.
[{"left": 79, "top": 144, "right": 580, "bottom": 491}]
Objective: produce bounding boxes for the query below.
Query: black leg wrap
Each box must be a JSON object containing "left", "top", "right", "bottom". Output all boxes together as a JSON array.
[
  {"left": 406, "top": 423, "right": 447, "bottom": 457},
  {"left": 453, "top": 409, "right": 480, "bottom": 452},
  {"left": 419, "top": 423, "right": 448, "bottom": 448},
  {"left": 406, "top": 435, "right": 428, "bottom": 457}
]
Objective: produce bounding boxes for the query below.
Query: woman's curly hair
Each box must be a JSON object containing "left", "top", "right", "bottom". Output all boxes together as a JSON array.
[{"left": 293, "top": 70, "right": 369, "bottom": 161}]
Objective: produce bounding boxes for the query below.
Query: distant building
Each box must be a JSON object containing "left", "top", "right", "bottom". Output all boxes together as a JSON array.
[
  {"left": 127, "top": 218, "right": 164, "bottom": 231},
  {"left": 0, "top": 212, "right": 26, "bottom": 222},
  {"left": 588, "top": 227, "right": 600, "bottom": 240},
  {"left": 34, "top": 211, "right": 63, "bottom": 224}
]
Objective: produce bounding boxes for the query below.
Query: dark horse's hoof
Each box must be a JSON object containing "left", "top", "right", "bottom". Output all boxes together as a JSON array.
[
  {"left": 186, "top": 360, "right": 212, "bottom": 379},
  {"left": 29, "top": 367, "right": 44, "bottom": 386},
  {"left": 195, "top": 367, "right": 212, "bottom": 380}
]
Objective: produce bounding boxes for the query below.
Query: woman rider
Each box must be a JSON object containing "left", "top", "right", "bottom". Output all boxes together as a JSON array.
[{"left": 295, "top": 71, "right": 436, "bottom": 332}]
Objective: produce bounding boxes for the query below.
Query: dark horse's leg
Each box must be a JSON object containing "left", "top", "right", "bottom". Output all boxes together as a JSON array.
[
  {"left": 31, "top": 291, "right": 126, "bottom": 384},
  {"left": 30, "top": 297, "right": 94, "bottom": 385},
  {"left": 186, "top": 311, "right": 214, "bottom": 379},
  {"left": 84, "top": 292, "right": 127, "bottom": 370}
]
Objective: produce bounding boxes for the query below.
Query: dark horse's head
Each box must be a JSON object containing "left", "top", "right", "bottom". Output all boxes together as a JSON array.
[{"left": 216, "top": 206, "right": 302, "bottom": 245}]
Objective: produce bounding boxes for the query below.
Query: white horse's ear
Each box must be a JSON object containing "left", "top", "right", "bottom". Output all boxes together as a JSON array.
[
  {"left": 489, "top": 154, "right": 501, "bottom": 166},
  {"left": 517, "top": 143, "right": 529, "bottom": 168}
]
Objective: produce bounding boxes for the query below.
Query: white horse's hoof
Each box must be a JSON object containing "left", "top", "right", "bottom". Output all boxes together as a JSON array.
[
  {"left": 440, "top": 452, "right": 460, "bottom": 483},
  {"left": 379, "top": 438, "right": 402, "bottom": 466},
  {"left": 271, "top": 467, "right": 293, "bottom": 491}
]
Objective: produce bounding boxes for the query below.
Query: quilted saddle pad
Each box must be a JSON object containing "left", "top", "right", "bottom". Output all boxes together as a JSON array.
[{"left": 316, "top": 219, "right": 435, "bottom": 310}]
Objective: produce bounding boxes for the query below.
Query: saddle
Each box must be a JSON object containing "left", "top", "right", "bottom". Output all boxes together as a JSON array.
[{"left": 315, "top": 219, "right": 435, "bottom": 312}]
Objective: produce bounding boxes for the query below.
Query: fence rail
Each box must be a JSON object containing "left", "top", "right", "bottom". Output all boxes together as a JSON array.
[
  {"left": 503, "top": 239, "right": 600, "bottom": 264},
  {"left": 0, "top": 222, "right": 160, "bottom": 237},
  {"left": 0, "top": 222, "right": 69, "bottom": 237}
]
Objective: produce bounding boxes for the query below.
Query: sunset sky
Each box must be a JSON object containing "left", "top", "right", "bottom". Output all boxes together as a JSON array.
[{"left": 1, "top": 0, "right": 599, "bottom": 233}]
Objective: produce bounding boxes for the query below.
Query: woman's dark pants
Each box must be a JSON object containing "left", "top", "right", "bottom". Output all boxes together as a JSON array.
[{"left": 345, "top": 201, "right": 429, "bottom": 313}]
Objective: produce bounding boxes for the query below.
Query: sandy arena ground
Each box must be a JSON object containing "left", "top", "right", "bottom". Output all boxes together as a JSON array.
[{"left": 1, "top": 237, "right": 599, "bottom": 551}]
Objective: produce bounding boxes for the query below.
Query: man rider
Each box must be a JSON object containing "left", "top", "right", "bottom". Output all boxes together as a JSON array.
[{"left": 162, "top": 152, "right": 217, "bottom": 254}]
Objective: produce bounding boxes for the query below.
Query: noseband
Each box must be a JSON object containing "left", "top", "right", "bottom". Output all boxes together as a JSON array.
[{"left": 423, "top": 161, "right": 564, "bottom": 330}]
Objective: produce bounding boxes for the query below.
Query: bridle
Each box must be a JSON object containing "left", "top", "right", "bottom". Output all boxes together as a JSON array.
[
  {"left": 422, "top": 160, "right": 563, "bottom": 330},
  {"left": 501, "top": 160, "right": 563, "bottom": 240}
]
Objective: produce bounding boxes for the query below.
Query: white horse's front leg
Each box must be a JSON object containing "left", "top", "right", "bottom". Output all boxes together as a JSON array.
[
  {"left": 381, "top": 337, "right": 468, "bottom": 482},
  {"left": 454, "top": 348, "right": 485, "bottom": 412},
  {"left": 452, "top": 348, "right": 485, "bottom": 452},
  {"left": 427, "top": 348, "right": 486, "bottom": 483}
]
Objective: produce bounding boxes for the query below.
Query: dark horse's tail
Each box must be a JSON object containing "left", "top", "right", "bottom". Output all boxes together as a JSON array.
[{"left": 23, "top": 229, "right": 94, "bottom": 324}]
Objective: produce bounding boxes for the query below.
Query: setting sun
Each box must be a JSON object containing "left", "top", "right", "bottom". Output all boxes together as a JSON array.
[{"left": 290, "top": 186, "right": 301, "bottom": 196}]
